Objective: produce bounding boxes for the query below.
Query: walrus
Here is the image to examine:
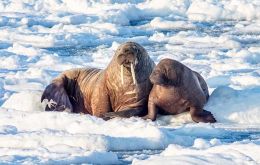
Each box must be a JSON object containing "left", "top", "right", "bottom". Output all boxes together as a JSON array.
[
  {"left": 41, "top": 42, "right": 155, "bottom": 118},
  {"left": 143, "top": 58, "right": 216, "bottom": 123}
]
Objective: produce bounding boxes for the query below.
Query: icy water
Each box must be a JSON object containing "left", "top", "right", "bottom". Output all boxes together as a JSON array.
[
  {"left": 117, "top": 130, "right": 260, "bottom": 164},
  {"left": 45, "top": 20, "right": 260, "bottom": 64}
]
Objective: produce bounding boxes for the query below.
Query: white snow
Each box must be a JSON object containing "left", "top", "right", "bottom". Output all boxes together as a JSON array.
[
  {"left": 206, "top": 86, "right": 260, "bottom": 124},
  {"left": 133, "top": 141, "right": 260, "bottom": 165},
  {"left": 2, "top": 91, "right": 44, "bottom": 112},
  {"left": 0, "top": 0, "right": 259, "bottom": 164},
  {"left": 187, "top": 0, "right": 260, "bottom": 21}
]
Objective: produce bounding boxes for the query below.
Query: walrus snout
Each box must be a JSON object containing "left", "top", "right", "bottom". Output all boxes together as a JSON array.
[
  {"left": 117, "top": 47, "right": 139, "bottom": 85},
  {"left": 117, "top": 53, "right": 138, "bottom": 68},
  {"left": 150, "top": 69, "right": 166, "bottom": 85},
  {"left": 118, "top": 53, "right": 138, "bottom": 85}
]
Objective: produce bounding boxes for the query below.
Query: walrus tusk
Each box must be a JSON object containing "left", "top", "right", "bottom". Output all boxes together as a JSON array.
[
  {"left": 121, "top": 64, "right": 124, "bottom": 85},
  {"left": 130, "top": 62, "right": 136, "bottom": 85}
]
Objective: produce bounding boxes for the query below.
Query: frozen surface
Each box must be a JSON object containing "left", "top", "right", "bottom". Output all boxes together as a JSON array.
[
  {"left": 133, "top": 140, "right": 260, "bottom": 165},
  {"left": 0, "top": 0, "right": 260, "bottom": 164}
]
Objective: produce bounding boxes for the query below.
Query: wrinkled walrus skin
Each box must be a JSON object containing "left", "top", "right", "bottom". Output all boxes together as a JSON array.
[
  {"left": 41, "top": 42, "right": 155, "bottom": 119},
  {"left": 143, "top": 58, "right": 216, "bottom": 123}
]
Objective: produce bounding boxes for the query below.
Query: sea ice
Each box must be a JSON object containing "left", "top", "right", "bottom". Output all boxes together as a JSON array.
[{"left": 0, "top": 0, "right": 259, "bottom": 164}]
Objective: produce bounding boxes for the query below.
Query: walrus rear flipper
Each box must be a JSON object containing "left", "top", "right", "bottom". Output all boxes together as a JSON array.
[
  {"left": 102, "top": 108, "right": 144, "bottom": 120},
  {"left": 41, "top": 83, "right": 73, "bottom": 112}
]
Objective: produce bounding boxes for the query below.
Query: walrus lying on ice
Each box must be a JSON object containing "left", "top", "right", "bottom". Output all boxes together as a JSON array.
[
  {"left": 143, "top": 58, "right": 216, "bottom": 123},
  {"left": 41, "top": 42, "right": 155, "bottom": 118}
]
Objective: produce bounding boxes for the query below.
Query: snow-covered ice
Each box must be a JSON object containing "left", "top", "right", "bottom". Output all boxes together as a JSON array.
[{"left": 0, "top": 0, "right": 259, "bottom": 164}]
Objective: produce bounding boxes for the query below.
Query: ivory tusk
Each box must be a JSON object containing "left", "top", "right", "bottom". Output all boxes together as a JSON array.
[
  {"left": 121, "top": 64, "right": 124, "bottom": 85},
  {"left": 130, "top": 62, "right": 136, "bottom": 85}
]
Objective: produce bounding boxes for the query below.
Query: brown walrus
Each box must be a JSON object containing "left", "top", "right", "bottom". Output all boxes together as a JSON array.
[
  {"left": 41, "top": 42, "right": 155, "bottom": 118},
  {"left": 143, "top": 58, "right": 216, "bottom": 123}
]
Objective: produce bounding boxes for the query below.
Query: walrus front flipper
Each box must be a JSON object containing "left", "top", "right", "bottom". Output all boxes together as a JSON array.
[
  {"left": 102, "top": 109, "right": 144, "bottom": 120},
  {"left": 41, "top": 82, "right": 73, "bottom": 112}
]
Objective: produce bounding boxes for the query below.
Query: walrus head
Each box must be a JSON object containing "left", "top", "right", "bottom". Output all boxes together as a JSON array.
[
  {"left": 116, "top": 42, "right": 147, "bottom": 85},
  {"left": 150, "top": 58, "right": 184, "bottom": 86}
]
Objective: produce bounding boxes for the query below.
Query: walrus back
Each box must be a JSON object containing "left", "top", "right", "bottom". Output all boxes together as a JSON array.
[
  {"left": 41, "top": 68, "right": 99, "bottom": 113},
  {"left": 67, "top": 68, "right": 103, "bottom": 114}
]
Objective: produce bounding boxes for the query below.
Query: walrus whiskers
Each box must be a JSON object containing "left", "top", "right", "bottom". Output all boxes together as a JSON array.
[
  {"left": 121, "top": 64, "right": 124, "bottom": 85},
  {"left": 130, "top": 62, "right": 136, "bottom": 84}
]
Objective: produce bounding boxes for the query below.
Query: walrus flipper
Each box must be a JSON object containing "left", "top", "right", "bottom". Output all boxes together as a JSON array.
[
  {"left": 190, "top": 107, "right": 216, "bottom": 123},
  {"left": 102, "top": 108, "right": 144, "bottom": 120},
  {"left": 41, "top": 83, "right": 73, "bottom": 112}
]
